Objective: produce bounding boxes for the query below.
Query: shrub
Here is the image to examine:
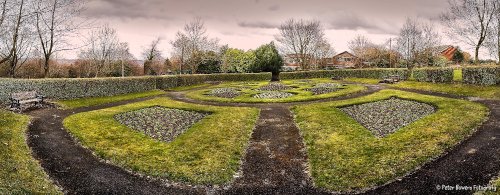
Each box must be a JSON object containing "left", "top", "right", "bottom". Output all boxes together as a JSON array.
[
  {"left": 281, "top": 69, "right": 410, "bottom": 80},
  {"left": 0, "top": 77, "right": 157, "bottom": 102},
  {"left": 462, "top": 66, "right": 500, "bottom": 86},
  {"left": 412, "top": 68, "right": 454, "bottom": 83}
]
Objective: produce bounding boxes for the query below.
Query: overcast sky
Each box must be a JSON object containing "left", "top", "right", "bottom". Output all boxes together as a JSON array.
[{"left": 66, "top": 0, "right": 465, "bottom": 59}]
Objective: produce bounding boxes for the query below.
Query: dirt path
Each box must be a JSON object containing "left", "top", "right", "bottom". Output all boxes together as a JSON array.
[
  {"left": 24, "top": 84, "right": 500, "bottom": 195},
  {"left": 225, "top": 106, "right": 327, "bottom": 195},
  {"left": 27, "top": 96, "right": 205, "bottom": 194}
]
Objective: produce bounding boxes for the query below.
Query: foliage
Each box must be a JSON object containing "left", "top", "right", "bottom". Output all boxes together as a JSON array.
[
  {"left": 64, "top": 98, "right": 259, "bottom": 184},
  {"left": 253, "top": 42, "right": 283, "bottom": 80},
  {"left": 280, "top": 68, "right": 410, "bottom": 80},
  {"left": 194, "top": 51, "right": 222, "bottom": 74},
  {"left": 293, "top": 89, "right": 488, "bottom": 192},
  {"left": 412, "top": 68, "right": 454, "bottom": 83},
  {"left": 462, "top": 66, "right": 500, "bottom": 86},
  {"left": 221, "top": 48, "right": 256, "bottom": 73},
  {"left": 0, "top": 77, "right": 157, "bottom": 102},
  {"left": 0, "top": 110, "right": 61, "bottom": 194}
]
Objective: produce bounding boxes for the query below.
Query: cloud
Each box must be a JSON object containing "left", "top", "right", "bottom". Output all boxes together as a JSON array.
[
  {"left": 238, "top": 21, "right": 279, "bottom": 29},
  {"left": 326, "top": 13, "right": 399, "bottom": 35},
  {"left": 268, "top": 5, "right": 280, "bottom": 11}
]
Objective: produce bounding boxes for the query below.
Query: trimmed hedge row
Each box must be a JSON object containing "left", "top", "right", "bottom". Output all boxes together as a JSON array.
[
  {"left": 412, "top": 68, "right": 454, "bottom": 83},
  {"left": 0, "top": 77, "right": 157, "bottom": 102},
  {"left": 0, "top": 69, "right": 411, "bottom": 102},
  {"left": 281, "top": 68, "right": 410, "bottom": 80},
  {"left": 462, "top": 66, "right": 500, "bottom": 86}
]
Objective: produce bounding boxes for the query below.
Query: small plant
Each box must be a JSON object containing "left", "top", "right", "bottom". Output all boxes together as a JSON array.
[
  {"left": 208, "top": 88, "right": 241, "bottom": 98},
  {"left": 258, "top": 82, "right": 292, "bottom": 91},
  {"left": 254, "top": 91, "right": 294, "bottom": 99},
  {"left": 114, "top": 106, "right": 208, "bottom": 142},
  {"left": 340, "top": 97, "right": 435, "bottom": 137}
]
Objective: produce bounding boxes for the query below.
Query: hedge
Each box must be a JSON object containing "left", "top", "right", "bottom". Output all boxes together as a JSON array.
[
  {"left": 412, "top": 68, "right": 454, "bottom": 83},
  {"left": 281, "top": 68, "right": 410, "bottom": 80},
  {"left": 0, "top": 69, "right": 411, "bottom": 103},
  {"left": 0, "top": 77, "right": 157, "bottom": 102},
  {"left": 462, "top": 66, "right": 500, "bottom": 86}
]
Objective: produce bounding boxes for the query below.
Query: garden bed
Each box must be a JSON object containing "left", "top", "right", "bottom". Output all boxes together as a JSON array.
[
  {"left": 185, "top": 78, "right": 366, "bottom": 103},
  {"left": 293, "top": 89, "right": 488, "bottom": 192},
  {"left": 63, "top": 98, "right": 259, "bottom": 185},
  {"left": 114, "top": 106, "right": 209, "bottom": 143},
  {"left": 340, "top": 97, "right": 435, "bottom": 137}
]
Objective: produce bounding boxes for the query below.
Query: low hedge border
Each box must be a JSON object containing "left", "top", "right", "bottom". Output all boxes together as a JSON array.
[
  {"left": 412, "top": 68, "right": 454, "bottom": 83},
  {"left": 0, "top": 69, "right": 410, "bottom": 103},
  {"left": 462, "top": 66, "right": 500, "bottom": 86}
]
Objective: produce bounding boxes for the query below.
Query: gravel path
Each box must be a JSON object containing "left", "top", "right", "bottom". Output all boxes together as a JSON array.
[{"left": 23, "top": 83, "right": 500, "bottom": 195}]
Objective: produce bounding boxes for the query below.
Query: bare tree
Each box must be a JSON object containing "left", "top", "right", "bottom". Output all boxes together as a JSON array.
[
  {"left": 348, "top": 35, "right": 374, "bottom": 60},
  {"left": 276, "top": 19, "right": 326, "bottom": 70},
  {"left": 396, "top": 17, "right": 441, "bottom": 68},
  {"left": 313, "top": 39, "right": 335, "bottom": 70},
  {"left": 441, "top": 0, "right": 497, "bottom": 63},
  {"left": 34, "top": 0, "right": 84, "bottom": 77},
  {"left": 142, "top": 37, "right": 163, "bottom": 75},
  {"left": 486, "top": 1, "right": 500, "bottom": 63},
  {"left": 170, "top": 18, "right": 219, "bottom": 74},
  {"left": 0, "top": 0, "right": 38, "bottom": 77},
  {"left": 79, "top": 25, "right": 119, "bottom": 77}
]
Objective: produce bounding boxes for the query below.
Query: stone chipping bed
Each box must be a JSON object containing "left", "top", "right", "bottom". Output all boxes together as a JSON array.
[
  {"left": 114, "top": 106, "right": 209, "bottom": 142},
  {"left": 254, "top": 91, "right": 294, "bottom": 99},
  {"left": 306, "top": 83, "right": 344, "bottom": 95},
  {"left": 340, "top": 97, "right": 436, "bottom": 137},
  {"left": 258, "top": 82, "right": 292, "bottom": 91},
  {"left": 208, "top": 88, "right": 241, "bottom": 98}
]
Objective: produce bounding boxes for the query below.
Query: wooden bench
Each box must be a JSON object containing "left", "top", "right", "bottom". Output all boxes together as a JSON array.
[
  {"left": 9, "top": 91, "right": 45, "bottom": 109},
  {"left": 380, "top": 75, "right": 401, "bottom": 84}
]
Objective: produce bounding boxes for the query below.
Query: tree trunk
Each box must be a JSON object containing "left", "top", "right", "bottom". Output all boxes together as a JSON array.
[
  {"left": 474, "top": 45, "right": 480, "bottom": 64},
  {"left": 43, "top": 58, "right": 50, "bottom": 78},
  {"left": 271, "top": 72, "right": 280, "bottom": 81}
]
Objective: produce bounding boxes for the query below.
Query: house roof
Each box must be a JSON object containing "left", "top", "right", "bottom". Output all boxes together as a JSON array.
[{"left": 332, "top": 51, "right": 358, "bottom": 59}]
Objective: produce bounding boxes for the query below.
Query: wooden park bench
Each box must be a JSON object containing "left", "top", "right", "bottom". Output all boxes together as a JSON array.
[
  {"left": 379, "top": 75, "right": 401, "bottom": 84},
  {"left": 9, "top": 91, "right": 45, "bottom": 109}
]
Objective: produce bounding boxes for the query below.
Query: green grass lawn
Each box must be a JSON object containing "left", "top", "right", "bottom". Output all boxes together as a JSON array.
[
  {"left": 63, "top": 98, "right": 259, "bottom": 185},
  {"left": 0, "top": 110, "right": 61, "bottom": 194},
  {"left": 167, "top": 83, "right": 213, "bottom": 91},
  {"left": 343, "top": 78, "right": 381, "bottom": 85},
  {"left": 293, "top": 89, "right": 488, "bottom": 192},
  {"left": 393, "top": 81, "right": 500, "bottom": 100},
  {"left": 57, "top": 90, "right": 166, "bottom": 109},
  {"left": 453, "top": 68, "right": 463, "bottom": 82},
  {"left": 185, "top": 79, "right": 366, "bottom": 103}
]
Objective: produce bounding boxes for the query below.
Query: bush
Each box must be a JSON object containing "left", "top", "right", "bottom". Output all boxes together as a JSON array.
[
  {"left": 462, "top": 66, "right": 500, "bottom": 86},
  {"left": 281, "top": 69, "right": 410, "bottom": 80},
  {"left": 412, "top": 68, "right": 453, "bottom": 83},
  {"left": 1, "top": 69, "right": 414, "bottom": 103},
  {"left": 0, "top": 77, "right": 157, "bottom": 102}
]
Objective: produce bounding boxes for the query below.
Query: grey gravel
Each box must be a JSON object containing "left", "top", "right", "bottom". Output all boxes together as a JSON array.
[
  {"left": 114, "top": 106, "right": 208, "bottom": 142},
  {"left": 254, "top": 91, "right": 294, "bottom": 99},
  {"left": 340, "top": 98, "right": 435, "bottom": 137}
]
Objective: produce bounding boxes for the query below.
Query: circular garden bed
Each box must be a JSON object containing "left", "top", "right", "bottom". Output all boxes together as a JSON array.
[{"left": 185, "top": 78, "right": 366, "bottom": 103}]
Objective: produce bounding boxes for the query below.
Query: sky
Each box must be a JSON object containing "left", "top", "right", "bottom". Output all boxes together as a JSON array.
[{"left": 64, "top": 0, "right": 471, "bottom": 60}]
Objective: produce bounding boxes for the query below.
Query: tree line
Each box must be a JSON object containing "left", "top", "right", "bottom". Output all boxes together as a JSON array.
[{"left": 0, "top": 0, "right": 499, "bottom": 78}]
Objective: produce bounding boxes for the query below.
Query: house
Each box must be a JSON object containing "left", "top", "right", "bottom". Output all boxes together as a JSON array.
[
  {"left": 282, "top": 54, "right": 319, "bottom": 71},
  {"left": 435, "top": 45, "right": 459, "bottom": 61},
  {"left": 327, "top": 51, "right": 359, "bottom": 69}
]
